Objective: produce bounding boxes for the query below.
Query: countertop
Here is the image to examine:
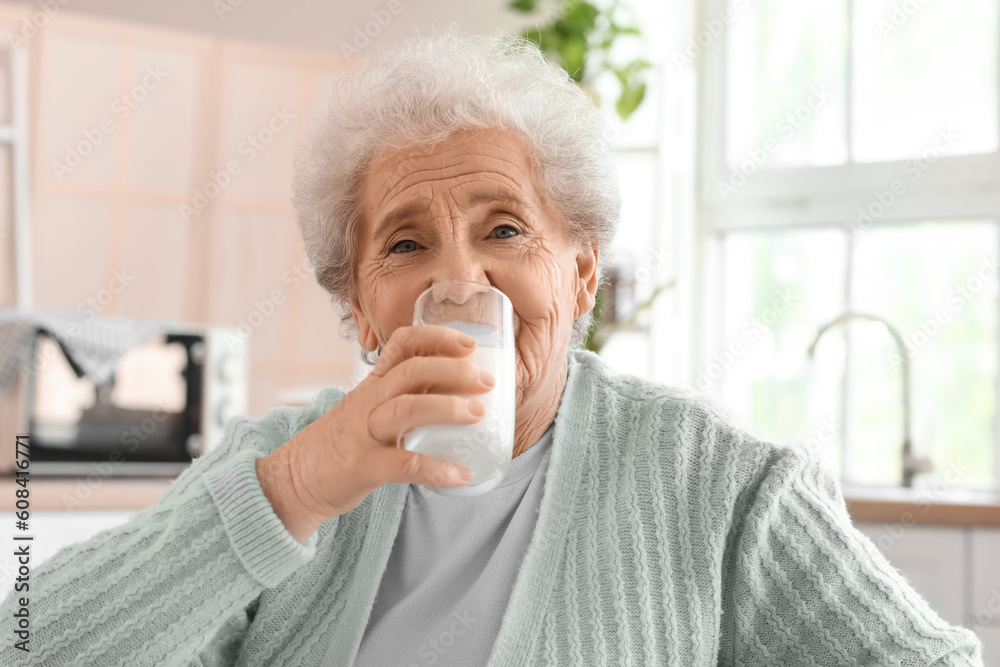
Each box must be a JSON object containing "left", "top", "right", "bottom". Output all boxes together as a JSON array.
[
  {"left": 0, "top": 476, "right": 175, "bottom": 511},
  {"left": 843, "top": 486, "right": 1000, "bottom": 527},
  {"left": 3, "top": 477, "right": 1000, "bottom": 527}
]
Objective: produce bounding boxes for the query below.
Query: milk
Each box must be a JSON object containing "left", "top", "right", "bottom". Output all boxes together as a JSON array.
[{"left": 401, "top": 344, "right": 515, "bottom": 496}]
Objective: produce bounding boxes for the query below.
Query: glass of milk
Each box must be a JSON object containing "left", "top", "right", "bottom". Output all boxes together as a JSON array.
[{"left": 401, "top": 281, "right": 515, "bottom": 496}]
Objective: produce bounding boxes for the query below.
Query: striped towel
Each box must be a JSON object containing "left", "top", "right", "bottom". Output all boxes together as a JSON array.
[{"left": 0, "top": 309, "right": 178, "bottom": 392}]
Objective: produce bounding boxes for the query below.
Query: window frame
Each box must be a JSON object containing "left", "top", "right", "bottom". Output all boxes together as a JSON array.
[{"left": 690, "top": 0, "right": 1000, "bottom": 489}]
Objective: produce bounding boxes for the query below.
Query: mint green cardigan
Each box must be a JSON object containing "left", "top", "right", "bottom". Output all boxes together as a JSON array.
[{"left": 0, "top": 348, "right": 984, "bottom": 666}]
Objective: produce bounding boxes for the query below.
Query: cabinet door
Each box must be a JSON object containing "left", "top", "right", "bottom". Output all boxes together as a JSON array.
[
  {"left": 972, "top": 528, "right": 1000, "bottom": 622},
  {"left": 971, "top": 625, "right": 1000, "bottom": 667},
  {"left": 0, "top": 510, "right": 137, "bottom": 594},
  {"left": 854, "top": 523, "right": 967, "bottom": 626},
  {"left": 972, "top": 528, "right": 1000, "bottom": 665}
]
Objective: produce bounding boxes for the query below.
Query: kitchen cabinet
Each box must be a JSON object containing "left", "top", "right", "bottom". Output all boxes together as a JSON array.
[
  {"left": 0, "top": 509, "right": 996, "bottom": 662},
  {"left": 975, "top": 626, "right": 1000, "bottom": 667},
  {"left": 0, "top": 510, "right": 137, "bottom": 595},
  {"left": 855, "top": 523, "right": 967, "bottom": 625},
  {"left": 855, "top": 522, "right": 1000, "bottom": 665},
  {"left": 972, "top": 529, "right": 1000, "bottom": 622},
  {"left": 973, "top": 529, "right": 1000, "bottom": 665}
]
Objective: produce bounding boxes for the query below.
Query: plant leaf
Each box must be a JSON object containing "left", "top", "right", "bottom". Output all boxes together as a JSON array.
[
  {"left": 616, "top": 80, "right": 646, "bottom": 120},
  {"left": 509, "top": 0, "right": 538, "bottom": 12},
  {"left": 559, "top": 33, "right": 589, "bottom": 80},
  {"left": 563, "top": 0, "right": 599, "bottom": 32}
]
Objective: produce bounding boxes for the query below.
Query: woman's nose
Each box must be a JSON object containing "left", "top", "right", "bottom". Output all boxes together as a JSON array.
[
  {"left": 427, "top": 279, "right": 491, "bottom": 306},
  {"left": 425, "top": 245, "right": 492, "bottom": 304}
]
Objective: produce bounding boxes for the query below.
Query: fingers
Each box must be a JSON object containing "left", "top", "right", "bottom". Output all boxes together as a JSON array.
[
  {"left": 323, "top": 323, "right": 493, "bottom": 497},
  {"left": 367, "top": 393, "right": 486, "bottom": 443},
  {"left": 368, "top": 324, "right": 477, "bottom": 379},
  {"left": 367, "top": 446, "right": 474, "bottom": 489},
  {"left": 369, "top": 354, "right": 495, "bottom": 407}
]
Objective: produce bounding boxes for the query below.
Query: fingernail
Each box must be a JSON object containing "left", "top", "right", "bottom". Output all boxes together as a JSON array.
[
  {"left": 459, "top": 334, "right": 476, "bottom": 348},
  {"left": 479, "top": 369, "right": 495, "bottom": 385},
  {"left": 451, "top": 466, "right": 472, "bottom": 483},
  {"left": 467, "top": 399, "right": 484, "bottom": 416}
]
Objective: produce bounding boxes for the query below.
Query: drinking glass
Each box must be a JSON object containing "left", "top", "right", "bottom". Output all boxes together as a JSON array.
[{"left": 400, "top": 280, "right": 515, "bottom": 496}]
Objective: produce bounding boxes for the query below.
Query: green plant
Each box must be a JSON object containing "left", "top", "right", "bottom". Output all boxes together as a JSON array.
[
  {"left": 509, "top": 0, "right": 666, "bottom": 353},
  {"left": 509, "top": 0, "right": 651, "bottom": 120}
]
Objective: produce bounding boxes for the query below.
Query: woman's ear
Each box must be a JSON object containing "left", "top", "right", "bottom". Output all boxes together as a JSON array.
[
  {"left": 348, "top": 296, "right": 379, "bottom": 352},
  {"left": 574, "top": 245, "right": 600, "bottom": 318}
]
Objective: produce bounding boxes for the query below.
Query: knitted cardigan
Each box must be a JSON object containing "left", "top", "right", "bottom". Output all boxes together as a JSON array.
[{"left": 0, "top": 348, "right": 984, "bottom": 666}]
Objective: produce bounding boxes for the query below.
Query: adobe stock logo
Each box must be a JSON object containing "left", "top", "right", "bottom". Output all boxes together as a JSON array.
[
  {"left": 8, "top": 0, "right": 72, "bottom": 48},
  {"left": 51, "top": 65, "right": 168, "bottom": 181},
  {"left": 340, "top": 0, "right": 415, "bottom": 58},
  {"left": 849, "top": 126, "right": 959, "bottom": 239},
  {"left": 717, "top": 84, "right": 833, "bottom": 201},
  {"left": 877, "top": 0, "right": 931, "bottom": 39},
  {"left": 179, "top": 107, "right": 294, "bottom": 224},
  {"left": 405, "top": 609, "right": 475, "bottom": 667},
  {"left": 694, "top": 288, "right": 796, "bottom": 391}
]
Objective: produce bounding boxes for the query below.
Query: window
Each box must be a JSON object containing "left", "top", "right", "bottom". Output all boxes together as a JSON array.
[{"left": 696, "top": 0, "right": 1000, "bottom": 490}]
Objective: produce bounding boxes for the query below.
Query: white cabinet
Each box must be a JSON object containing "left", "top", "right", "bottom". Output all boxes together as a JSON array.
[
  {"left": 856, "top": 522, "right": 1000, "bottom": 666},
  {"left": 972, "top": 529, "right": 1000, "bottom": 622},
  {"left": 972, "top": 529, "right": 1000, "bottom": 664},
  {"left": 0, "top": 510, "right": 137, "bottom": 595},
  {"left": 855, "top": 523, "right": 967, "bottom": 626},
  {"left": 974, "top": 625, "right": 1000, "bottom": 667}
]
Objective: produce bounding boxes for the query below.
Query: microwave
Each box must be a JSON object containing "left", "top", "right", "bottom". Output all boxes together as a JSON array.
[{"left": 12, "top": 325, "right": 248, "bottom": 477}]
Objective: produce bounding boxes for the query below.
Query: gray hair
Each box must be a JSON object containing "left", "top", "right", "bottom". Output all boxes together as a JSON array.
[{"left": 291, "top": 27, "right": 620, "bottom": 365}]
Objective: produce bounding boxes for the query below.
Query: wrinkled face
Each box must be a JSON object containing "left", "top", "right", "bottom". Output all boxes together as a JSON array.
[{"left": 348, "top": 128, "right": 599, "bottom": 408}]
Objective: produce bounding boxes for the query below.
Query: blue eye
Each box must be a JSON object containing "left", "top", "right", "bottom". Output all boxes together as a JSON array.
[
  {"left": 391, "top": 226, "right": 517, "bottom": 254},
  {"left": 391, "top": 240, "right": 418, "bottom": 253},
  {"left": 493, "top": 225, "right": 519, "bottom": 239}
]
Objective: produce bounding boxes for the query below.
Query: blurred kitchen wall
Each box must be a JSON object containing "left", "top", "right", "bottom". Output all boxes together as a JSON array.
[{"left": 0, "top": 0, "right": 543, "bottom": 418}]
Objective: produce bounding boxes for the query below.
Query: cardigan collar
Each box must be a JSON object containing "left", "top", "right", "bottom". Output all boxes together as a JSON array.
[{"left": 322, "top": 347, "right": 601, "bottom": 667}]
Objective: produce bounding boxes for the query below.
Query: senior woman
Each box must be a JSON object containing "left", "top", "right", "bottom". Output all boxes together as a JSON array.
[{"left": 0, "top": 30, "right": 984, "bottom": 667}]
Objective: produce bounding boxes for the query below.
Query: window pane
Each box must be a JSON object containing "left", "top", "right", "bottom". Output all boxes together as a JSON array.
[
  {"left": 851, "top": 0, "right": 999, "bottom": 162},
  {"left": 599, "top": 151, "right": 663, "bottom": 382},
  {"left": 726, "top": 0, "right": 848, "bottom": 169},
  {"left": 847, "top": 221, "right": 998, "bottom": 489},
  {"left": 612, "top": 151, "right": 657, "bottom": 265},
  {"left": 715, "top": 228, "right": 848, "bottom": 474},
  {"left": 602, "top": 331, "right": 653, "bottom": 382}
]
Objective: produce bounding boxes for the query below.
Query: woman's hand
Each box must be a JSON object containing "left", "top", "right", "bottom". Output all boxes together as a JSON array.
[{"left": 255, "top": 324, "right": 495, "bottom": 542}]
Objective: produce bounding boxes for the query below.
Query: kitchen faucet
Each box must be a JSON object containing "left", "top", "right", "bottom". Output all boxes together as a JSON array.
[{"left": 807, "top": 312, "right": 934, "bottom": 487}]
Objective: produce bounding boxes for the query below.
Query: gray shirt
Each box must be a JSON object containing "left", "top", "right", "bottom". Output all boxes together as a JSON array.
[{"left": 352, "top": 421, "right": 556, "bottom": 667}]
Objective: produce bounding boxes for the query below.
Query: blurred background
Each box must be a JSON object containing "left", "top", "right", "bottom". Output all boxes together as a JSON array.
[{"left": 0, "top": 0, "right": 998, "bottom": 659}]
